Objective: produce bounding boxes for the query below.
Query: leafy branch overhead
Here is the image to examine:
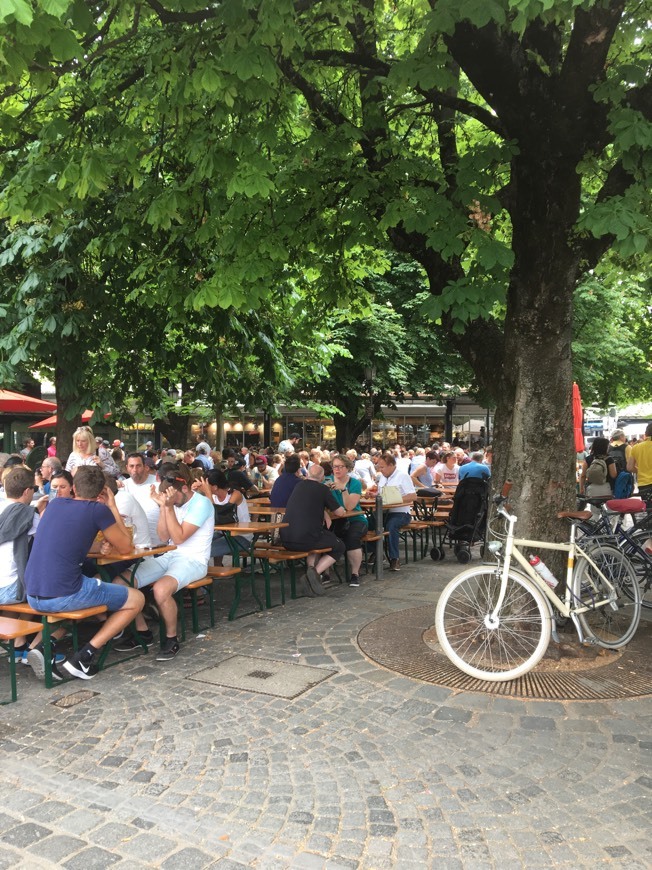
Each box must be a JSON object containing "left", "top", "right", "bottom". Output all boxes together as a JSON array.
[{"left": 0, "top": 1, "right": 651, "bottom": 536}]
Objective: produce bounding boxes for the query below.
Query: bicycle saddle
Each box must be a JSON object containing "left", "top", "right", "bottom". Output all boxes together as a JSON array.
[
  {"left": 557, "top": 510, "right": 592, "bottom": 520},
  {"left": 605, "top": 498, "right": 646, "bottom": 513}
]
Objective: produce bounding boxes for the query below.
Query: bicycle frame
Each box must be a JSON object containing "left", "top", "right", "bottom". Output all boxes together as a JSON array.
[{"left": 491, "top": 508, "right": 618, "bottom": 632}]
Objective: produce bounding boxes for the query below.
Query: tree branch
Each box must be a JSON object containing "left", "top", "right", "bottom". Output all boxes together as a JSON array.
[{"left": 143, "top": 0, "right": 218, "bottom": 24}]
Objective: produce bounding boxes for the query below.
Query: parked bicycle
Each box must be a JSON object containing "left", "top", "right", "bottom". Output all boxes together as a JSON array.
[
  {"left": 435, "top": 483, "right": 642, "bottom": 681},
  {"left": 576, "top": 495, "right": 652, "bottom": 609}
]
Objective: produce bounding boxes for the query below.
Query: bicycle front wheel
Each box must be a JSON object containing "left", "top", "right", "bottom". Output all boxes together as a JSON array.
[
  {"left": 435, "top": 567, "right": 551, "bottom": 681},
  {"left": 573, "top": 544, "right": 641, "bottom": 647}
]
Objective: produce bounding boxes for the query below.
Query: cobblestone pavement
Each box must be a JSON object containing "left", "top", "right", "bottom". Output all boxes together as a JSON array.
[{"left": 1, "top": 555, "right": 650, "bottom": 869}]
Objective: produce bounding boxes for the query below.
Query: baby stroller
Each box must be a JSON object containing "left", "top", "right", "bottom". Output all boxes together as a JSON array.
[{"left": 430, "top": 477, "right": 489, "bottom": 563}]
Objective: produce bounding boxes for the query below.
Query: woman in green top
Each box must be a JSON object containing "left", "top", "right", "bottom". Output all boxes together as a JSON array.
[{"left": 329, "top": 454, "right": 368, "bottom": 587}]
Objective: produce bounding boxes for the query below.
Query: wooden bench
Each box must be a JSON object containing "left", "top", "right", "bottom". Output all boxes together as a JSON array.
[
  {"left": 205, "top": 565, "right": 256, "bottom": 622},
  {"left": 0, "top": 602, "right": 148, "bottom": 687},
  {"left": 360, "top": 531, "right": 389, "bottom": 575},
  {"left": 174, "top": 576, "right": 217, "bottom": 639},
  {"left": 0, "top": 617, "right": 44, "bottom": 703},
  {"left": 253, "top": 548, "right": 311, "bottom": 604},
  {"left": 0, "top": 603, "right": 112, "bottom": 688},
  {"left": 400, "top": 520, "right": 431, "bottom": 562}
]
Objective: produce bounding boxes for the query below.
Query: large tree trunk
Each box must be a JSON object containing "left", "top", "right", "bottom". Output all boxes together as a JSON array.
[
  {"left": 54, "top": 363, "right": 83, "bottom": 463},
  {"left": 333, "top": 413, "right": 372, "bottom": 452},
  {"left": 153, "top": 412, "right": 190, "bottom": 449}
]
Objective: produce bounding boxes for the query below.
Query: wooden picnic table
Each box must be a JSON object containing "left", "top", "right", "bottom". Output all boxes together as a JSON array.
[{"left": 213, "top": 520, "right": 289, "bottom": 619}]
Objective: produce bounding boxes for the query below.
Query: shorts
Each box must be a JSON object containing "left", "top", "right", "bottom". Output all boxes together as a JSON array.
[
  {"left": 333, "top": 519, "right": 368, "bottom": 552},
  {"left": 133, "top": 552, "right": 207, "bottom": 592},
  {"left": 281, "top": 530, "right": 346, "bottom": 560},
  {"left": 0, "top": 579, "right": 24, "bottom": 605},
  {"left": 27, "top": 575, "right": 129, "bottom": 613}
]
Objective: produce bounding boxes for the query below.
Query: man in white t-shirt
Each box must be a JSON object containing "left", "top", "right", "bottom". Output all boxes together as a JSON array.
[
  {"left": 370, "top": 452, "right": 416, "bottom": 572},
  {"left": 118, "top": 465, "right": 214, "bottom": 662},
  {"left": 278, "top": 433, "right": 301, "bottom": 454},
  {"left": 122, "top": 452, "right": 164, "bottom": 545}
]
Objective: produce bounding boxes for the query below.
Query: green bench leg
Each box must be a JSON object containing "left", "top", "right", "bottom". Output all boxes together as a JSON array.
[{"left": 0, "top": 639, "right": 18, "bottom": 704}]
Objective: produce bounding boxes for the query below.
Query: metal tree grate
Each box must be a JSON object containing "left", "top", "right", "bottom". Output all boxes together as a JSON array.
[{"left": 357, "top": 606, "right": 652, "bottom": 701}]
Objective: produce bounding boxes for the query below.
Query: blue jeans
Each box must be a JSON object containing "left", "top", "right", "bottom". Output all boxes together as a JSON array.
[
  {"left": 28, "top": 575, "right": 129, "bottom": 612},
  {"left": 384, "top": 512, "right": 411, "bottom": 560}
]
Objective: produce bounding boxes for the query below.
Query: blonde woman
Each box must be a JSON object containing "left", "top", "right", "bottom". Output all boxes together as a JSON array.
[{"left": 65, "top": 426, "right": 103, "bottom": 476}]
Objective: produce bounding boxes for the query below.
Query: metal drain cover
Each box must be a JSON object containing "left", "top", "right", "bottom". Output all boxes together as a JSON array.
[
  {"left": 357, "top": 606, "right": 652, "bottom": 701},
  {"left": 52, "top": 689, "right": 100, "bottom": 708},
  {"left": 188, "top": 655, "right": 336, "bottom": 699}
]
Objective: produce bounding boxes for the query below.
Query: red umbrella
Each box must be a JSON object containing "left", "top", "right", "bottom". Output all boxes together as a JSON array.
[
  {"left": 28, "top": 409, "right": 104, "bottom": 430},
  {"left": 572, "top": 382, "right": 585, "bottom": 452},
  {"left": 0, "top": 389, "right": 57, "bottom": 414}
]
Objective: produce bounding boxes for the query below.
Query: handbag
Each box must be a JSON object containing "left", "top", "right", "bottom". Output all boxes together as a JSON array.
[
  {"left": 381, "top": 485, "right": 403, "bottom": 507},
  {"left": 214, "top": 500, "right": 238, "bottom": 525}
]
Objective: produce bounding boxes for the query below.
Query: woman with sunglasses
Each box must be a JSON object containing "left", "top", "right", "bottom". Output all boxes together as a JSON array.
[{"left": 328, "top": 454, "right": 368, "bottom": 587}]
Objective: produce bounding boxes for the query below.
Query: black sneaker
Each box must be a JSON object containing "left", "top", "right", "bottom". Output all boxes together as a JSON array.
[
  {"left": 114, "top": 632, "right": 154, "bottom": 652},
  {"left": 62, "top": 651, "right": 97, "bottom": 680},
  {"left": 27, "top": 645, "right": 64, "bottom": 682},
  {"left": 156, "top": 639, "right": 180, "bottom": 661},
  {"left": 348, "top": 574, "right": 360, "bottom": 587},
  {"left": 306, "top": 566, "right": 326, "bottom": 596},
  {"left": 300, "top": 573, "right": 316, "bottom": 597}
]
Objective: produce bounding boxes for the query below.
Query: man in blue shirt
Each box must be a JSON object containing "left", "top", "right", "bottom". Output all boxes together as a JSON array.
[
  {"left": 458, "top": 452, "right": 492, "bottom": 481},
  {"left": 24, "top": 466, "right": 144, "bottom": 681},
  {"left": 269, "top": 454, "right": 303, "bottom": 507}
]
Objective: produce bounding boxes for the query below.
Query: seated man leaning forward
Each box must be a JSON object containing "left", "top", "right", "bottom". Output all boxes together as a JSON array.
[
  {"left": 123, "top": 463, "right": 214, "bottom": 661},
  {"left": 280, "top": 464, "right": 346, "bottom": 596},
  {"left": 24, "top": 465, "right": 145, "bottom": 681}
]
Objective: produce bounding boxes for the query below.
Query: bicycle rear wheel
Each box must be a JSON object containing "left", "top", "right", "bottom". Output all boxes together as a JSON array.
[
  {"left": 572, "top": 544, "right": 641, "bottom": 647},
  {"left": 435, "top": 567, "right": 551, "bottom": 681},
  {"left": 627, "top": 530, "right": 652, "bottom": 609}
]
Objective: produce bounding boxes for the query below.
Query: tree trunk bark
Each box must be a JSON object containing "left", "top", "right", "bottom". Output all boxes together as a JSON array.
[
  {"left": 152, "top": 413, "right": 189, "bottom": 449},
  {"left": 54, "top": 364, "right": 83, "bottom": 464}
]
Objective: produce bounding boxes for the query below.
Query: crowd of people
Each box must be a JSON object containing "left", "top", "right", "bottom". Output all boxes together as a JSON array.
[
  {"left": 5, "top": 420, "right": 650, "bottom": 689},
  {"left": 0, "top": 425, "right": 496, "bottom": 685}
]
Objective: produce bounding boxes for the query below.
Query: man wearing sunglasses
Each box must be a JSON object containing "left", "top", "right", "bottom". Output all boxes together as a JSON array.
[{"left": 119, "top": 464, "right": 214, "bottom": 661}]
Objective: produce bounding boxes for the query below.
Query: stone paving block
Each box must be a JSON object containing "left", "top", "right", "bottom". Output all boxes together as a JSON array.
[
  {"left": 0, "top": 812, "right": 20, "bottom": 834},
  {"left": 433, "top": 706, "right": 472, "bottom": 723},
  {"left": 62, "top": 846, "right": 122, "bottom": 869},
  {"left": 25, "top": 799, "right": 76, "bottom": 823},
  {"left": 0, "top": 846, "right": 25, "bottom": 870},
  {"left": 27, "top": 833, "right": 87, "bottom": 862},
  {"left": 159, "top": 846, "right": 215, "bottom": 868},
  {"left": 1, "top": 822, "right": 52, "bottom": 848},
  {"left": 520, "top": 715, "right": 557, "bottom": 731}
]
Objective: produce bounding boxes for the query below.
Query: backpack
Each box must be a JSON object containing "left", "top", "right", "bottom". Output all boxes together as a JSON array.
[
  {"left": 586, "top": 457, "right": 609, "bottom": 486},
  {"left": 608, "top": 444, "right": 627, "bottom": 474},
  {"left": 612, "top": 470, "right": 634, "bottom": 500}
]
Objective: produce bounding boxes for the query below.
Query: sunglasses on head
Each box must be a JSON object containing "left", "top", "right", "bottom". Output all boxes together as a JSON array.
[{"left": 163, "top": 475, "right": 186, "bottom": 485}]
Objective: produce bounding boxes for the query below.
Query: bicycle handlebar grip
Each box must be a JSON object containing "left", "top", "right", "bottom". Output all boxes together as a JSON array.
[{"left": 501, "top": 479, "right": 513, "bottom": 498}]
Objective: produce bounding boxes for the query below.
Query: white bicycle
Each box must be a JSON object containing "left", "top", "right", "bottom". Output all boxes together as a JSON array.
[{"left": 435, "top": 486, "right": 641, "bottom": 681}]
